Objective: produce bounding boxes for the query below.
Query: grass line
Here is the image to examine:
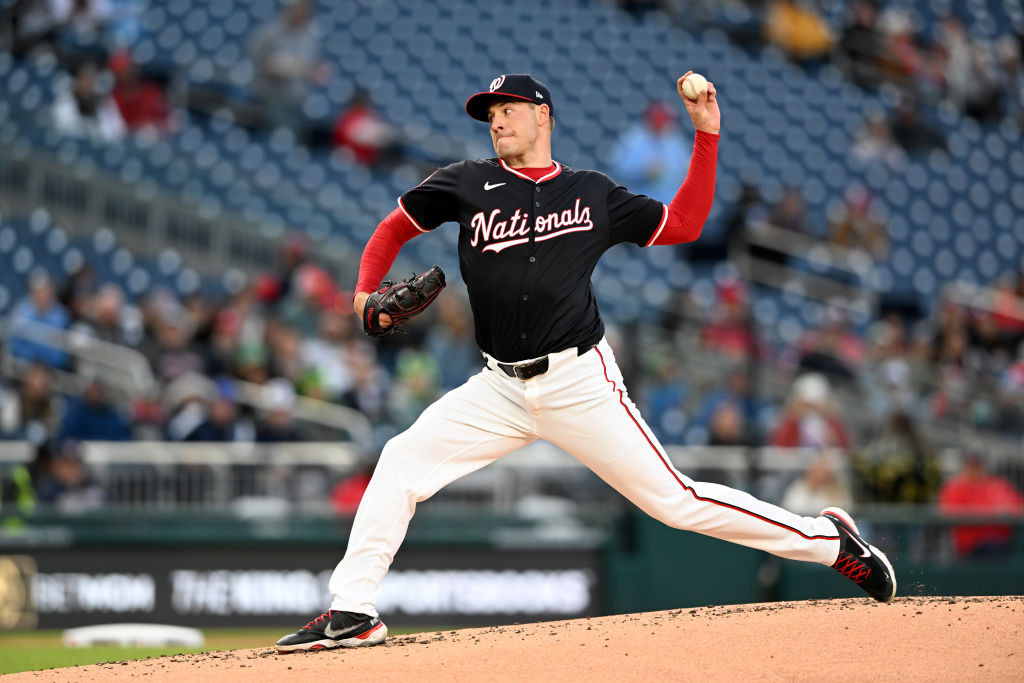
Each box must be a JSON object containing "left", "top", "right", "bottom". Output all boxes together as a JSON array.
[{"left": 0, "top": 626, "right": 438, "bottom": 674}]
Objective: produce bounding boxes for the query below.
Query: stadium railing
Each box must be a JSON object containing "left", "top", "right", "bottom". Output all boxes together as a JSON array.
[
  {"left": 3, "top": 440, "right": 1021, "bottom": 514},
  {"left": 0, "top": 139, "right": 359, "bottom": 279},
  {"left": 732, "top": 218, "right": 878, "bottom": 316},
  {"left": 0, "top": 316, "right": 375, "bottom": 450}
]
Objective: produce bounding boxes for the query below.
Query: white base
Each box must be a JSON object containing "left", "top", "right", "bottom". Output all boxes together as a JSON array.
[{"left": 63, "top": 623, "right": 204, "bottom": 648}]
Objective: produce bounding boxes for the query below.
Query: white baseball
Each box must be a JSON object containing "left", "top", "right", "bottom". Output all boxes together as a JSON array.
[{"left": 681, "top": 73, "right": 708, "bottom": 101}]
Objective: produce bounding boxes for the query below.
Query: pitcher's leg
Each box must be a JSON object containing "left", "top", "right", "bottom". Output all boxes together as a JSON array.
[
  {"left": 543, "top": 342, "right": 840, "bottom": 565},
  {"left": 329, "top": 370, "right": 534, "bottom": 615}
]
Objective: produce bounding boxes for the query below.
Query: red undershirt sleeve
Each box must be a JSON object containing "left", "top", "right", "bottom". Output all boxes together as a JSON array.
[
  {"left": 355, "top": 208, "right": 423, "bottom": 294},
  {"left": 647, "top": 130, "right": 720, "bottom": 246}
]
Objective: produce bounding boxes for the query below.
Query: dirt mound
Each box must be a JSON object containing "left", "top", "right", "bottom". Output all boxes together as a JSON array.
[{"left": 7, "top": 596, "right": 1021, "bottom": 682}]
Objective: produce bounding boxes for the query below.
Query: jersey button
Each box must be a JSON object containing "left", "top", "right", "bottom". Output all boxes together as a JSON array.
[
  {"left": 535, "top": 187, "right": 541, "bottom": 193},
  {"left": 529, "top": 256, "right": 536, "bottom": 262},
  {"left": 535, "top": 201, "right": 540, "bottom": 207},
  {"left": 522, "top": 294, "right": 529, "bottom": 301},
  {"left": 520, "top": 333, "right": 527, "bottom": 339}
]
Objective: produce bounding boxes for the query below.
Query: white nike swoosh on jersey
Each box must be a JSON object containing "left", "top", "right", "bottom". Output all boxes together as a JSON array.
[{"left": 484, "top": 182, "right": 506, "bottom": 190}]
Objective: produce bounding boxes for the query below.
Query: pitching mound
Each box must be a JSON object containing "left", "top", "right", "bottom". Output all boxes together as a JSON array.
[{"left": 7, "top": 596, "right": 1021, "bottom": 681}]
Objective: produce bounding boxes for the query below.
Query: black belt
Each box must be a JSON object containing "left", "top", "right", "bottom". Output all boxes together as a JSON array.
[{"left": 494, "top": 344, "right": 595, "bottom": 380}]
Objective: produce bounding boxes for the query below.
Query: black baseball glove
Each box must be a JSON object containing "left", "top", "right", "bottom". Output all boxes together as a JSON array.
[{"left": 361, "top": 265, "right": 446, "bottom": 337}]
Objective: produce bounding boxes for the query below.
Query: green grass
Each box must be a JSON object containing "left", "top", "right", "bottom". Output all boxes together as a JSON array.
[
  {"left": 0, "top": 626, "right": 431, "bottom": 675},
  {"left": 0, "top": 628, "right": 298, "bottom": 675}
]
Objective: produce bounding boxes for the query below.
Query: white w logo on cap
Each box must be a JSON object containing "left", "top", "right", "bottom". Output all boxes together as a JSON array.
[{"left": 489, "top": 75, "right": 506, "bottom": 92}]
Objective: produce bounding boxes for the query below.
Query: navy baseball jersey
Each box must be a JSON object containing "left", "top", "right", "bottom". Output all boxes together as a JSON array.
[{"left": 399, "top": 158, "right": 667, "bottom": 361}]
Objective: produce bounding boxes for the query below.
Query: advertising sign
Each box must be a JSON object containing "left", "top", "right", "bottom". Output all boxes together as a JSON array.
[{"left": 6, "top": 547, "right": 602, "bottom": 628}]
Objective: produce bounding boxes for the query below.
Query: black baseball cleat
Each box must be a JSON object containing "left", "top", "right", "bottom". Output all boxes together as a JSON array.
[
  {"left": 820, "top": 506, "right": 897, "bottom": 603},
  {"left": 275, "top": 610, "right": 387, "bottom": 653}
]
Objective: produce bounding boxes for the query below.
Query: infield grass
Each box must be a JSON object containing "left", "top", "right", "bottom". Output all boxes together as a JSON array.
[{"left": 0, "top": 626, "right": 427, "bottom": 675}]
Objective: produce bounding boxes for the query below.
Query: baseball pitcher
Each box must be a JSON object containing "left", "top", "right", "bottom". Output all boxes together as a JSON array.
[{"left": 275, "top": 72, "right": 896, "bottom": 653}]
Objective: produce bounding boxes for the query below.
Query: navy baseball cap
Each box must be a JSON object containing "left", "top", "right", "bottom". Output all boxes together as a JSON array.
[{"left": 465, "top": 74, "right": 554, "bottom": 122}]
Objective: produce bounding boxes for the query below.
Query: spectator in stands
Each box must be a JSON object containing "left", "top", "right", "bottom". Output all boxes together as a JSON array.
[
  {"left": 296, "top": 310, "right": 349, "bottom": 401},
  {"left": 763, "top": 0, "right": 834, "bottom": 66},
  {"left": 781, "top": 453, "right": 853, "bottom": 516},
  {"left": 698, "top": 277, "right": 761, "bottom": 360},
  {"left": 52, "top": 59, "right": 126, "bottom": 142},
  {"left": 787, "top": 306, "right": 864, "bottom": 386},
  {"left": 143, "top": 305, "right": 205, "bottom": 383},
  {"left": 259, "top": 232, "right": 311, "bottom": 307},
  {"left": 768, "top": 187, "right": 813, "bottom": 235},
  {"left": 71, "top": 282, "right": 142, "bottom": 347},
  {"left": 889, "top": 98, "right": 946, "bottom": 155},
  {"left": 937, "top": 14, "right": 1002, "bottom": 122},
  {"left": 162, "top": 372, "right": 214, "bottom": 441},
  {"left": 187, "top": 377, "right": 255, "bottom": 442},
  {"left": 267, "top": 323, "right": 311, "bottom": 390},
  {"left": 330, "top": 463, "right": 374, "bottom": 515},
  {"left": 57, "top": 261, "right": 97, "bottom": 324},
  {"left": 32, "top": 440, "right": 104, "bottom": 513},
  {"left": 278, "top": 264, "right": 335, "bottom": 337},
  {"left": 997, "top": 343, "right": 1024, "bottom": 435},
  {"left": 706, "top": 400, "right": 752, "bottom": 447},
  {"left": 857, "top": 410, "right": 939, "bottom": 504},
  {"left": 2, "top": 0, "right": 61, "bottom": 55},
  {"left": 770, "top": 373, "right": 852, "bottom": 449},
  {"left": 203, "top": 308, "right": 242, "bottom": 378},
  {"left": 386, "top": 350, "right": 441, "bottom": 431},
  {"left": 995, "top": 34, "right": 1024, "bottom": 126},
  {"left": 0, "top": 364, "right": 63, "bottom": 445},
  {"left": 863, "top": 346, "right": 917, "bottom": 424},
  {"left": 990, "top": 270, "right": 1024, "bottom": 344},
  {"left": 341, "top": 344, "right": 390, "bottom": 429},
  {"left": 256, "top": 378, "right": 303, "bottom": 442},
  {"left": 938, "top": 449, "right": 1024, "bottom": 558},
  {"left": 836, "top": 0, "right": 885, "bottom": 88},
  {"left": 234, "top": 341, "right": 271, "bottom": 385},
  {"left": 872, "top": 9, "right": 925, "bottom": 93},
  {"left": 697, "top": 368, "right": 765, "bottom": 447},
  {"left": 247, "top": 0, "right": 329, "bottom": 130},
  {"left": 108, "top": 48, "right": 174, "bottom": 135},
  {"left": 608, "top": 101, "right": 691, "bottom": 204},
  {"left": 53, "top": 0, "right": 113, "bottom": 62},
  {"left": 851, "top": 112, "right": 905, "bottom": 170},
  {"left": 828, "top": 184, "right": 889, "bottom": 259},
  {"left": 9, "top": 272, "right": 72, "bottom": 370},
  {"left": 642, "top": 355, "right": 688, "bottom": 444},
  {"left": 58, "top": 371, "right": 131, "bottom": 442},
  {"left": 425, "top": 295, "right": 485, "bottom": 392},
  {"left": 331, "top": 89, "right": 400, "bottom": 167},
  {"left": 691, "top": 182, "right": 767, "bottom": 264}
]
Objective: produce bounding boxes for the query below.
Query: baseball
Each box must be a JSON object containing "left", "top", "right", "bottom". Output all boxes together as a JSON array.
[{"left": 681, "top": 73, "right": 708, "bottom": 101}]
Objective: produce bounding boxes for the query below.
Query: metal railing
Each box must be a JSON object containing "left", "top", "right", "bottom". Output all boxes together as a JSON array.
[
  {"left": 0, "top": 141, "right": 361, "bottom": 281},
  {"left": 731, "top": 219, "right": 878, "bottom": 315},
  {"left": 3, "top": 440, "right": 1022, "bottom": 514},
  {"left": 0, "top": 315, "right": 375, "bottom": 450},
  {"left": 1, "top": 315, "right": 157, "bottom": 399}
]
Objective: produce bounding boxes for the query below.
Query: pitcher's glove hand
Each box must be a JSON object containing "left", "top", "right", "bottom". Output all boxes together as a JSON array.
[{"left": 362, "top": 266, "right": 446, "bottom": 337}]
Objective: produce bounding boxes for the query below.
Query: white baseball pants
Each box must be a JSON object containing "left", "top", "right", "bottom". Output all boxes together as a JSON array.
[{"left": 329, "top": 338, "right": 841, "bottom": 616}]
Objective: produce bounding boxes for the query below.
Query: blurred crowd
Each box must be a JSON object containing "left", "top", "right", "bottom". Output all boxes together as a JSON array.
[
  {"left": 1, "top": 0, "right": 1022, "bottom": 551},
  {"left": 1, "top": 0, "right": 419, "bottom": 167},
  {"left": 3, "top": 230, "right": 1024, "bottom": 547},
  {"left": 627, "top": 0, "right": 1024, "bottom": 128}
]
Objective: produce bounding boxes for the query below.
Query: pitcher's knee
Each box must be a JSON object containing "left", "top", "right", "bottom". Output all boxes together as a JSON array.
[{"left": 375, "top": 434, "right": 430, "bottom": 499}]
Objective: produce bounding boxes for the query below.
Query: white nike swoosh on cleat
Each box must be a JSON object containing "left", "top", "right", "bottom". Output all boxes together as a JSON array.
[
  {"left": 849, "top": 535, "right": 872, "bottom": 558},
  {"left": 324, "top": 618, "right": 377, "bottom": 638},
  {"left": 484, "top": 182, "right": 505, "bottom": 190}
]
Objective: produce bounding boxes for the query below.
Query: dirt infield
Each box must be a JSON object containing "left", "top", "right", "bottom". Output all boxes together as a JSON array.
[{"left": 6, "top": 596, "right": 1021, "bottom": 682}]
